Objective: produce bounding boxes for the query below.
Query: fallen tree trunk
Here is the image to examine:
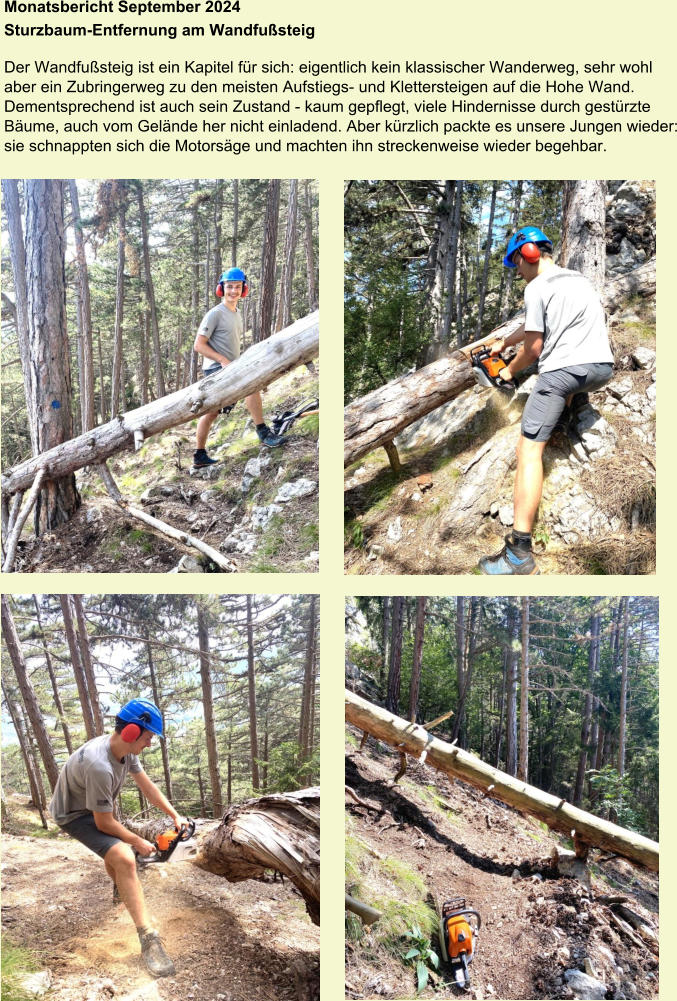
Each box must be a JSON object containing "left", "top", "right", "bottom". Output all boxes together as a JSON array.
[
  {"left": 345, "top": 690, "right": 658, "bottom": 872},
  {"left": 127, "top": 787, "right": 320, "bottom": 925},
  {"left": 344, "top": 316, "right": 524, "bottom": 467},
  {"left": 2, "top": 311, "right": 319, "bottom": 499}
]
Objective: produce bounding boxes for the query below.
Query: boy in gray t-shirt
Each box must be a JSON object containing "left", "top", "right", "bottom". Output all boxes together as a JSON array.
[
  {"left": 192, "top": 266, "right": 285, "bottom": 467},
  {"left": 478, "top": 226, "right": 613, "bottom": 575}
]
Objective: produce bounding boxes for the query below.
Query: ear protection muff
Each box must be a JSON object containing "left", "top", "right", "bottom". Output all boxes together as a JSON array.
[
  {"left": 215, "top": 275, "right": 249, "bottom": 298},
  {"left": 121, "top": 723, "right": 142, "bottom": 742},
  {"left": 518, "top": 242, "right": 541, "bottom": 263},
  {"left": 215, "top": 281, "right": 225, "bottom": 298}
]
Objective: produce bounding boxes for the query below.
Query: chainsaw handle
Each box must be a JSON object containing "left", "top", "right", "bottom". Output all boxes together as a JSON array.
[{"left": 177, "top": 818, "right": 196, "bottom": 841}]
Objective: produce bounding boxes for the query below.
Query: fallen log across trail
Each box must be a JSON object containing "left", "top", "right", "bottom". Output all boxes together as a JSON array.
[
  {"left": 2, "top": 311, "right": 319, "bottom": 500},
  {"left": 343, "top": 316, "right": 524, "bottom": 469},
  {"left": 126, "top": 787, "right": 320, "bottom": 925},
  {"left": 345, "top": 690, "right": 658, "bottom": 872}
]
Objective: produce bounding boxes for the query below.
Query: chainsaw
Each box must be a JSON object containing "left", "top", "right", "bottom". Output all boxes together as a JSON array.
[
  {"left": 438, "top": 897, "right": 481, "bottom": 990},
  {"left": 470, "top": 345, "right": 518, "bottom": 392},
  {"left": 137, "top": 819, "right": 197, "bottom": 865}
]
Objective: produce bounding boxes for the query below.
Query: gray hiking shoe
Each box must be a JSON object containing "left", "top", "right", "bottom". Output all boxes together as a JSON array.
[{"left": 139, "top": 929, "right": 175, "bottom": 978}]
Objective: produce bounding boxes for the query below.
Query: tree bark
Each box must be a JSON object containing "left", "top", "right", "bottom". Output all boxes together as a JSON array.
[
  {"left": 386, "top": 596, "right": 403, "bottom": 713},
  {"left": 2, "top": 180, "right": 37, "bottom": 455},
  {"left": 1, "top": 595, "right": 61, "bottom": 790},
  {"left": 68, "top": 180, "right": 95, "bottom": 432},
  {"left": 2, "top": 680, "right": 48, "bottom": 826},
  {"left": 231, "top": 178, "right": 238, "bottom": 267},
  {"left": 303, "top": 180, "right": 318, "bottom": 311},
  {"left": 505, "top": 601, "right": 519, "bottom": 778},
  {"left": 145, "top": 629, "right": 173, "bottom": 801},
  {"left": 298, "top": 595, "right": 318, "bottom": 777},
  {"left": 72, "top": 595, "right": 104, "bottom": 734},
  {"left": 561, "top": 180, "right": 607, "bottom": 291},
  {"left": 2, "top": 311, "right": 319, "bottom": 499},
  {"left": 111, "top": 199, "right": 126, "bottom": 415},
  {"left": 518, "top": 597, "right": 530, "bottom": 783},
  {"left": 197, "top": 602, "right": 223, "bottom": 817},
  {"left": 618, "top": 596, "right": 630, "bottom": 779},
  {"left": 258, "top": 179, "right": 281, "bottom": 341},
  {"left": 59, "top": 594, "right": 97, "bottom": 741},
  {"left": 574, "top": 598, "right": 601, "bottom": 806},
  {"left": 136, "top": 182, "right": 166, "bottom": 398},
  {"left": 24, "top": 179, "right": 80, "bottom": 532},
  {"left": 345, "top": 690, "right": 658, "bottom": 872},
  {"left": 246, "top": 595, "right": 260, "bottom": 792},
  {"left": 408, "top": 598, "right": 426, "bottom": 723},
  {"left": 476, "top": 181, "right": 498, "bottom": 337},
  {"left": 32, "top": 594, "right": 73, "bottom": 755},
  {"left": 344, "top": 315, "right": 524, "bottom": 467},
  {"left": 275, "top": 179, "right": 298, "bottom": 332}
]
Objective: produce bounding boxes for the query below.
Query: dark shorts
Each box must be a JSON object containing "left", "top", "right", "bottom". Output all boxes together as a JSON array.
[
  {"left": 60, "top": 813, "right": 121, "bottom": 859},
  {"left": 203, "top": 362, "right": 222, "bottom": 376},
  {"left": 521, "top": 363, "right": 613, "bottom": 442}
]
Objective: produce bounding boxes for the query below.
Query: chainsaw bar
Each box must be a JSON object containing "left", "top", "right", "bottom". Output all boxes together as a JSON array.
[{"left": 137, "top": 819, "right": 197, "bottom": 865}]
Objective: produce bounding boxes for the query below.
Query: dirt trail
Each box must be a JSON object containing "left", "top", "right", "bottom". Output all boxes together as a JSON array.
[
  {"left": 345, "top": 737, "right": 658, "bottom": 1000},
  {"left": 2, "top": 817, "right": 319, "bottom": 1001}
]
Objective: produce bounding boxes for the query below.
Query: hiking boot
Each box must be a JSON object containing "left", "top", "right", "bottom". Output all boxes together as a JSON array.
[
  {"left": 552, "top": 405, "right": 572, "bottom": 436},
  {"left": 219, "top": 403, "right": 234, "bottom": 416},
  {"left": 193, "top": 448, "right": 218, "bottom": 468},
  {"left": 139, "top": 929, "right": 175, "bottom": 978},
  {"left": 256, "top": 424, "right": 286, "bottom": 448},
  {"left": 478, "top": 536, "right": 540, "bottom": 575}
]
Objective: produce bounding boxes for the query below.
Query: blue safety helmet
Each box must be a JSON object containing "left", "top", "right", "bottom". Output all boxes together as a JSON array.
[
  {"left": 216, "top": 267, "right": 249, "bottom": 298},
  {"left": 118, "top": 698, "right": 164, "bottom": 738},
  {"left": 503, "top": 226, "right": 553, "bottom": 267}
]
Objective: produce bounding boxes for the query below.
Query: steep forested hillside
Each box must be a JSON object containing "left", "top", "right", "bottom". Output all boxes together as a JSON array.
[
  {"left": 344, "top": 181, "right": 655, "bottom": 574},
  {"left": 1, "top": 179, "right": 319, "bottom": 572},
  {"left": 345, "top": 596, "right": 658, "bottom": 999}
]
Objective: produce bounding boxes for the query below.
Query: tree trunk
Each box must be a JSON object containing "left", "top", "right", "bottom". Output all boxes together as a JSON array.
[
  {"left": 126, "top": 788, "right": 320, "bottom": 925},
  {"left": 298, "top": 595, "right": 318, "bottom": 778},
  {"left": 111, "top": 200, "right": 126, "bottom": 415},
  {"left": 1, "top": 680, "right": 48, "bottom": 827},
  {"left": 561, "top": 180, "right": 607, "bottom": 291},
  {"left": 2, "top": 180, "right": 37, "bottom": 455},
  {"left": 68, "top": 180, "right": 95, "bottom": 432},
  {"left": 275, "top": 180, "right": 298, "bottom": 332},
  {"left": 380, "top": 597, "right": 390, "bottom": 691},
  {"left": 518, "top": 596, "right": 530, "bottom": 783},
  {"left": 196, "top": 603, "right": 223, "bottom": 817},
  {"left": 72, "top": 595, "right": 104, "bottom": 734},
  {"left": 345, "top": 690, "right": 658, "bottom": 872},
  {"left": 246, "top": 595, "right": 260, "bottom": 792},
  {"left": 505, "top": 601, "right": 519, "bottom": 778},
  {"left": 1, "top": 595, "right": 60, "bottom": 790},
  {"left": 231, "top": 178, "right": 238, "bottom": 267},
  {"left": 499, "top": 180, "right": 523, "bottom": 322},
  {"left": 2, "top": 312, "right": 319, "bottom": 500},
  {"left": 136, "top": 182, "right": 166, "bottom": 398},
  {"left": 303, "top": 180, "right": 318, "bottom": 311},
  {"left": 24, "top": 179, "right": 80, "bottom": 532},
  {"left": 451, "top": 597, "right": 479, "bottom": 747},
  {"left": 476, "top": 182, "right": 498, "bottom": 337},
  {"left": 32, "top": 595, "right": 73, "bottom": 755},
  {"left": 408, "top": 598, "right": 426, "bottom": 722},
  {"left": 146, "top": 629, "right": 173, "bottom": 801},
  {"left": 573, "top": 598, "right": 601, "bottom": 806},
  {"left": 344, "top": 315, "right": 524, "bottom": 466},
  {"left": 190, "top": 179, "right": 201, "bottom": 385},
  {"left": 59, "top": 594, "right": 97, "bottom": 741},
  {"left": 257, "top": 179, "right": 281, "bottom": 341},
  {"left": 386, "top": 596, "right": 403, "bottom": 713},
  {"left": 618, "top": 596, "right": 630, "bottom": 779}
]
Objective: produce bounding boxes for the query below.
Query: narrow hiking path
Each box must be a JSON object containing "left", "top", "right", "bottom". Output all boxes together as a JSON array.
[
  {"left": 2, "top": 801, "right": 319, "bottom": 1001},
  {"left": 345, "top": 736, "right": 658, "bottom": 1000}
]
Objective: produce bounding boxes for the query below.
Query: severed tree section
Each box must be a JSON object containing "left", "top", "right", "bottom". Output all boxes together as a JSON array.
[
  {"left": 3, "top": 311, "right": 319, "bottom": 499},
  {"left": 127, "top": 787, "right": 320, "bottom": 925},
  {"left": 344, "top": 316, "right": 524, "bottom": 468},
  {"left": 346, "top": 690, "right": 658, "bottom": 872}
]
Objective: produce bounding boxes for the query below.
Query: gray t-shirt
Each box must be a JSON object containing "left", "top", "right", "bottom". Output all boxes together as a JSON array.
[
  {"left": 49, "top": 735, "right": 142, "bottom": 826},
  {"left": 197, "top": 303, "right": 242, "bottom": 370},
  {"left": 524, "top": 265, "right": 614, "bottom": 373}
]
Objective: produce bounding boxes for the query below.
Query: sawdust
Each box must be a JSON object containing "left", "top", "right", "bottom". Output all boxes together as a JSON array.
[
  {"left": 345, "top": 737, "right": 658, "bottom": 1000},
  {"left": 2, "top": 805, "right": 319, "bottom": 1001}
]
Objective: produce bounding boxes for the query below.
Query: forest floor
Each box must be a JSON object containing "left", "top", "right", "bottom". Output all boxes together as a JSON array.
[
  {"left": 13, "top": 366, "right": 319, "bottom": 574},
  {"left": 344, "top": 733, "right": 659, "bottom": 1001},
  {"left": 344, "top": 322, "right": 655, "bottom": 577},
  {"left": 2, "top": 795, "right": 319, "bottom": 1001}
]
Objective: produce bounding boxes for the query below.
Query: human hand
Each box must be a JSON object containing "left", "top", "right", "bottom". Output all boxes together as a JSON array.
[
  {"left": 488, "top": 338, "right": 505, "bottom": 355},
  {"left": 170, "top": 813, "right": 188, "bottom": 832},
  {"left": 134, "top": 836, "right": 156, "bottom": 857},
  {"left": 498, "top": 367, "right": 513, "bottom": 383}
]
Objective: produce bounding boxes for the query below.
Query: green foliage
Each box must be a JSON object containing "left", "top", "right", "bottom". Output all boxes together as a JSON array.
[
  {"left": 402, "top": 924, "right": 440, "bottom": 994},
  {"left": 588, "top": 765, "right": 643, "bottom": 833},
  {"left": 1, "top": 940, "right": 39, "bottom": 1001},
  {"left": 264, "top": 741, "right": 319, "bottom": 793}
]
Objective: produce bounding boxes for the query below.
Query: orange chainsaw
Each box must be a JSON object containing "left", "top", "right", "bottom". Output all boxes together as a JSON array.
[
  {"left": 470, "top": 346, "right": 518, "bottom": 392},
  {"left": 438, "top": 897, "right": 481, "bottom": 990},
  {"left": 137, "top": 819, "right": 197, "bottom": 865}
]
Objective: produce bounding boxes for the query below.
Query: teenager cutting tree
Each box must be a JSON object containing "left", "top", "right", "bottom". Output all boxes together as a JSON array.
[
  {"left": 193, "top": 267, "right": 285, "bottom": 468},
  {"left": 49, "top": 699, "right": 187, "bottom": 977},
  {"left": 478, "top": 226, "right": 614, "bottom": 575}
]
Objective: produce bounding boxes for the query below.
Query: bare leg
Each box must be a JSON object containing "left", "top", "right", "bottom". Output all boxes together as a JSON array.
[
  {"left": 104, "top": 842, "right": 150, "bottom": 929},
  {"left": 195, "top": 410, "right": 219, "bottom": 450},
  {"left": 513, "top": 436, "right": 548, "bottom": 534},
  {"left": 244, "top": 391, "right": 264, "bottom": 426}
]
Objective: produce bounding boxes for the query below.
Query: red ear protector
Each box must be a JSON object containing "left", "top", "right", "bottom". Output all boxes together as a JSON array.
[
  {"left": 215, "top": 279, "right": 249, "bottom": 298},
  {"left": 517, "top": 242, "right": 541, "bottom": 264},
  {"left": 121, "top": 723, "right": 142, "bottom": 742}
]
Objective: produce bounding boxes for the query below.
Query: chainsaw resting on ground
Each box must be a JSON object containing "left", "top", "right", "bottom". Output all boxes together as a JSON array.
[
  {"left": 470, "top": 346, "right": 518, "bottom": 392},
  {"left": 438, "top": 897, "right": 481, "bottom": 990},
  {"left": 137, "top": 819, "right": 197, "bottom": 865}
]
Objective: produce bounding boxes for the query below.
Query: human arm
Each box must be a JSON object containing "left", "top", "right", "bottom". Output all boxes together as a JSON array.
[
  {"left": 131, "top": 769, "right": 187, "bottom": 830},
  {"left": 92, "top": 810, "right": 156, "bottom": 856},
  {"left": 498, "top": 331, "right": 543, "bottom": 380},
  {"left": 193, "top": 332, "right": 232, "bottom": 368},
  {"left": 488, "top": 323, "right": 526, "bottom": 356}
]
